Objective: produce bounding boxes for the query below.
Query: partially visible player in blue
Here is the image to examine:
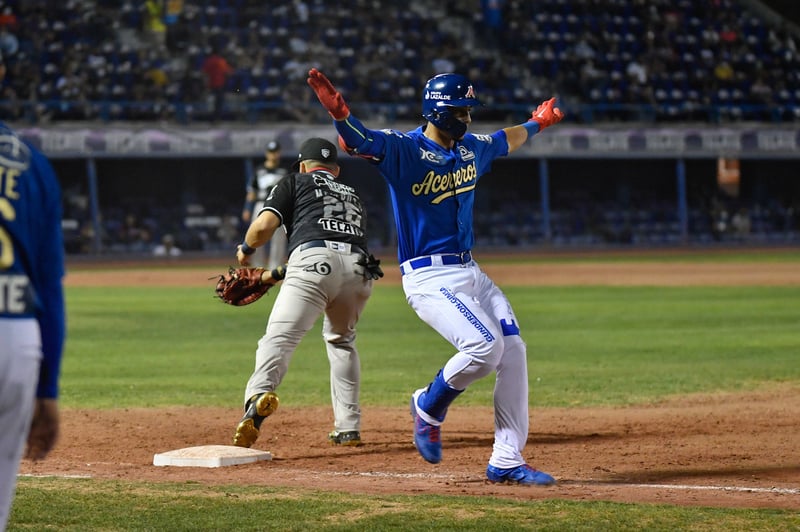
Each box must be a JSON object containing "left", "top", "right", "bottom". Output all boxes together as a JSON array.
[
  {"left": 308, "top": 68, "right": 563, "bottom": 485},
  {"left": 0, "top": 94, "right": 66, "bottom": 525}
]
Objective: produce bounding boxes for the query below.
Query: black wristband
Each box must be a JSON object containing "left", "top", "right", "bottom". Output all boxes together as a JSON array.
[
  {"left": 240, "top": 241, "right": 256, "bottom": 255},
  {"left": 271, "top": 264, "right": 287, "bottom": 281}
]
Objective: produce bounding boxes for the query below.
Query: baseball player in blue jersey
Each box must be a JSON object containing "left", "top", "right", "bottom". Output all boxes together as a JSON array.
[
  {"left": 308, "top": 68, "right": 563, "bottom": 485},
  {"left": 0, "top": 120, "right": 66, "bottom": 526}
]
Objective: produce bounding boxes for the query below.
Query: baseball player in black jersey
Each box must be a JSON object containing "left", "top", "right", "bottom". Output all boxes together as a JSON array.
[
  {"left": 242, "top": 140, "right": 288, "bottom": 268},
  {"left": 232, "top": 137, "right": 382, "bottom": 449}
]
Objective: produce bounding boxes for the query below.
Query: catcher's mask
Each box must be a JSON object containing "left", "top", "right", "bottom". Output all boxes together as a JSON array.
[{"left": 422, "top": 73, "right": 481, "bottom": 139}]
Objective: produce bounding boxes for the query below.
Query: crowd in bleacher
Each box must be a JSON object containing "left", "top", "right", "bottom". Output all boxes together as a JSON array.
[
  {"left": 1, "top": 0, "right": 798, "bottom": 124},
  {"left": 3, "top": 0, "right": 797, "bottom": 253}
]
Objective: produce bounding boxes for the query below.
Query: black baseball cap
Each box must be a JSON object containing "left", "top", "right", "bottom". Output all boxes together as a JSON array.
[
  {"left": 266, "top": 140, "right": 280, "bottom": 152},
  {"left": 292, "top": 137, "right": 338, "bottom": 170}
]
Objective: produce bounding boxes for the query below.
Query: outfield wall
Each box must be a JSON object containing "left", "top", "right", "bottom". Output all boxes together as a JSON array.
[{"left": 20, "top": 123, "right": 799, "bottom": 255}]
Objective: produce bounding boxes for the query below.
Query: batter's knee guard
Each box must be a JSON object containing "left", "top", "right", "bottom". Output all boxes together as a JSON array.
[{"left": 419, "top": 370, "right": 464, "bottom": 423}]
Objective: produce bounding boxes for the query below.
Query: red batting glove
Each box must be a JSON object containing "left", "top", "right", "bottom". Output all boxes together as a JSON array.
[
  {"left": 307, "top": 68, "right": 350, "bottom": 120},
  {"left": 529, "top": 97, "right": 564, "bottom": 130}
]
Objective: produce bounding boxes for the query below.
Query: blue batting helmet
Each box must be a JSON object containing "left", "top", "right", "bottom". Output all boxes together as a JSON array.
[{"left": 422, "top": 73, "right": 481, "bottom": 139}]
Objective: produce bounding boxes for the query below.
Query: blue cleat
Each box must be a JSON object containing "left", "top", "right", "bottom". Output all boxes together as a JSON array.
[
  {"left": 410, "top": 389, "right": 442, "bottom": 464},
  {"left": 486, "top": 464, "right": 556, "bottom": 486}
]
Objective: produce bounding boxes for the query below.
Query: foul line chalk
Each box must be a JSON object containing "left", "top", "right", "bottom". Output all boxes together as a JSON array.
[
  {"left": 326, "top": 471, "right": 800, "bottom": 494},
  {"left": 19, "top": 469, "right": 800, "bottom": 496},
  {"left": 620, "top": 483, "right": 800, "bottom": 496}
]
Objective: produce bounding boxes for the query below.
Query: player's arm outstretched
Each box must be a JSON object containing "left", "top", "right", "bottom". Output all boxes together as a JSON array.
[
  {"left": 503, "top": 97, "right": 564, "bottom": 153},
  {"left": 307, "top": 68, "right": 386, "bottom": 162},
  {"left": 308, "top": 67, "right": 563, "bottom": 157}
]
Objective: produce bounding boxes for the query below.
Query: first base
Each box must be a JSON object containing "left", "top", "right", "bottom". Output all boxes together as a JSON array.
[{"left": 153, "top": 445, "right": 272, "bottom": 468}]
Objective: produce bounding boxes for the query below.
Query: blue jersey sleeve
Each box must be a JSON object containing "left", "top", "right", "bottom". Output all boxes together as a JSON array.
[
  {"left": 468, "top": 130, "right": 510, "bottom": 176},
  {"left": 0, "top": 124, "right": 66, "bottom": 399},
  {"left": 333, "top": 115, "right": 387, "bottom": 162},
  {"left": 31, "top": 149, "right": 66, "bottom": 399}
]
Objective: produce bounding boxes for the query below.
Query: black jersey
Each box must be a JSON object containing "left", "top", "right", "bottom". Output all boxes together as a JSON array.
[
  {"left": 248, "top": 166, "right": 288, "bottom": 203},
  {"left": 259, "top": 168, "right": 369, "bottom": 256}
]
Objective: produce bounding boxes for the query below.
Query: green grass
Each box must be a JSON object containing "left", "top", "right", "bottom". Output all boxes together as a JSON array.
[
  {"left": 472, "top": 248, "right": 800, "bottom": 264},
  {"left": 60, "top": 284, "right": 800, "bottom": 409},
  {"left": 11, "top": 477, "right": 800, "bottom": 531},
  {"left": 518, "top": 285, "right": 800, "bottom": 406},
  {"left": 10, "top": 255, "right": 800, "bottom": 531}
]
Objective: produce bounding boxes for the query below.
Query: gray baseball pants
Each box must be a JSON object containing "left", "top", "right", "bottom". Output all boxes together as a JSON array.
[{"left": 243, "top": 241, "right": 372, "bottom": 432}]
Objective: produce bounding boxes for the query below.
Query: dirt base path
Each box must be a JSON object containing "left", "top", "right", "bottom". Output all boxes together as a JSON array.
[
  {"left": 30, "top": 254, "right": 799, "bottom": 510},
  {"left": 21, "top": 387, "right": 800, "bottom": 510},
  {"left": 64, "top": 259, "right": 800, "bottom": 287}
]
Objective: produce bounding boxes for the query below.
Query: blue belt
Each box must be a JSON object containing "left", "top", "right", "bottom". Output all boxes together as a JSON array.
[
  {"left": 298, "top": 239, "right": 367, "bottom": 256},
  {"left": 400, "top": 251, "right": 472, "bottom": 275}
]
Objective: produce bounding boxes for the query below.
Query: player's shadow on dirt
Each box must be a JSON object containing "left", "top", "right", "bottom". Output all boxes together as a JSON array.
[
  {"left": 287, "top": 431, "right": 632, "bottom": 460},
  {"left": 394, "top": 430, "right": 624, "bottom": 450},
  {"left": 604, "top": 464, "right": 800, "bottom": 483},
  {"left": 532, "top": 431, "right": 624, "bottom": 444},
  {"left": 403, "top": 431, "right": 623, "bottom": 451},
  {"left": 436, "top": 429, "right": 624, "bottom": 447},
  {"left": 287, "top": 432, "right": 496, "bottom": 460}
]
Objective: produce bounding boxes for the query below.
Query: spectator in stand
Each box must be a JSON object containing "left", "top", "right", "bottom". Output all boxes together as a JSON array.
[
  {"left": 0, "top": 6, "right": 18, "bottom": 31},
  {"left": 731, "top": 208, "right": 751, "bottom": 240},
  {"left": 718, "top": 23, "right": 738, "bottom": 45},
  {"left": 0, "top": 25, "right": 17, "bottom": 57},
  {"left": 713, "top": 59, "right": 735, "bottom": 83},
  {"left": 153, "top": 233, "right": 182, "bottom": 257},
  {"left": 165, "top": 11, "right": 193, "bottom": 54},
  {"left": 0, "top": 81, "right": 20, "bottom": 120},
  {"left": 2, "top": 0, "right": 800, "bottom": 125},
  {"left": 750, "top": 71, "right": 773, "bottom": 105},
  {"left": 54, "top": 61, "right": 81, "bottom": 100},
  {"left": 474, "top": 0, "right": 506, "bottom": 48},
  {"left": 626, "top": 58, "right": 648, "bottom": 86},
  {"left": 201, "top": 46, "right": 234, "bottom": 123},
  {"left": 572, "top": 33, "right": 597, "bottom": 61},
  {"left": 143, "top": 0, "right": 166, "bottom": 47}
]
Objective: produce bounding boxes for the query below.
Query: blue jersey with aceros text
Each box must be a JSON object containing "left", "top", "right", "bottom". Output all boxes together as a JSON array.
[
  {"left": 0, "top": 122, "right": 66, "bottom": 399},
  {"left": 345, "top": 125, "right": 508, "bottom": 263}
]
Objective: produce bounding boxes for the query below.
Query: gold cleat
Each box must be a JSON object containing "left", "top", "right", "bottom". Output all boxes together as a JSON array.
[
  {"left": 233, "top": 392, "right": 279, "bottom": 448},
  {"left": 233, "top": 418, "right": 259, "bottom": 448},
  {"left": 328, "top": 430, "right": 362, "bottom": 447}
]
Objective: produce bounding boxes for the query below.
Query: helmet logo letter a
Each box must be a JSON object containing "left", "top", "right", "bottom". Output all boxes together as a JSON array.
[{"left": 465, "top": 85, "right": 476, "bottom": 99}]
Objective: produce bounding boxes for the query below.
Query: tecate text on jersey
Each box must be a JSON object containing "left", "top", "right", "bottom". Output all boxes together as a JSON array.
[{"left": 318, "top": 218, "right": 364, "bottom": 236}]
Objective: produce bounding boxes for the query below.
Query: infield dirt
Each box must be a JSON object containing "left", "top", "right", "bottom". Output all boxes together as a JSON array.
[{"left": 22, "top": 256, "right": 800, "bottom": 510}]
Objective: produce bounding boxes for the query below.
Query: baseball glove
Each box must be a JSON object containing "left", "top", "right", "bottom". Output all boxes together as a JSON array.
[{"left": 214, "top": 265, "right": 286, "bottom": 306}]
